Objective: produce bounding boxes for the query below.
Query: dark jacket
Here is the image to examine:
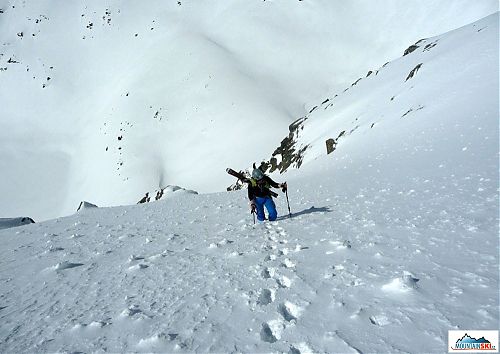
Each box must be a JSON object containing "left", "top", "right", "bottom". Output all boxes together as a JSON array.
[{"left": 248, "top": 175, "right": 280, "bottom": 200}]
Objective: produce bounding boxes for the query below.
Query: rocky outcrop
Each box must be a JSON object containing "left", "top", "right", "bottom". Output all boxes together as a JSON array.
[
  {"left": 263, "top": 117, "right": 309, "bottom": 174},
  {"left": 325, "top": 131, "right": 346, "bottom": 154},
  {"left": 403, "top": 38, "right": 426, "bottom": 56},
  {"left": 406, "top": 63, "right": 423, "bottom": 81},
  {"left": 77, "top": 201, "right": 98, "bottom": 211},
  {"left": 0, "top": 217, "right": 35, "bottom": 230},
  {"left": 138, "top": 185, "right": 198, "bottom": 204}
]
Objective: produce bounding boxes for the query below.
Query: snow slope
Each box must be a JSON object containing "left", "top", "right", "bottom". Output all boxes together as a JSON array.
[
  {"left": 263, "top": 12, "right": 499, "bottom": 178},
  {"left": 0, "top": 14, "right": 498, "bottom": 353},
  {"left": 0, "top": 0, "right": 497, "bottom": 221},
  {"left": 0, "top": 158, "right": 497, "bottom": 352}
]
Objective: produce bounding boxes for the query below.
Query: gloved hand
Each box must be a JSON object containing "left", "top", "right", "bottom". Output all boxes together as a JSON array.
[
  {"left": 250, "top": 201, "right": 256, "bottom": 213},
  {"left": 280, "top": 182, "right": 287, "bottom": 193}
]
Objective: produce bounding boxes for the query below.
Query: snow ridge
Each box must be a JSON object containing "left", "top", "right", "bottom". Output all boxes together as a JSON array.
[{"left": 263, "top": 13, "right": 499, "bottom": 176}]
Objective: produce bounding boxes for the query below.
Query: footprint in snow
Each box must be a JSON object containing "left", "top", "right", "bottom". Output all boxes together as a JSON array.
[
  {"left": 137, "top": 332, "right": 178, "bottom": 349},
  {"left": 369, "top": 315, "right": 391, "bottom": 326},
  {"left": 209, "top": 239, "right": 235, "bottom": 248},
  {"left": 73, "top": 320, "right": 112, "bottom": 330},
  {"left": 281, "top": 258, "right": 296, "bottom": 269},
  {"left": 47, "top": 245, "right": 64, "bottom": 252},
  {"left": 278, "top": 301, "right": 303, "bottom": 322},
  {"left": 52, "top": 261, "right": 84, "bottom": 271},
  {"left": 260, "top": 320, "right": 284, "bottom": 343},
  {"left": 262, "top": 267, "right": 276, "bottom": 279},
  {"left": 290, "top": 342, "right": 315, "bottom": 354},
  {"left": 258, "top": 288, "right": 275, "bottom": 305},
  {"left": 276, "top": 228, "right": 287, "bottom": 237},
  {"left": 264, "top": 254, "right": 278, "bottom": 262},
  {"left": 277, "top": 275, "right": 292, "bottom": 288},
  {"left": 128, "top": 263, "right": 149, "bottom": 271},
  {"left": 326, "top": 240, "right": 352, "bottom": 254},
  {"left": 294, "top": 244, "right": 309, "bottom": 252},
  {"left": 382, "top": 271, "right": 419, "bottom": 293},
  {"left": 121, "top": 305, "right": 142, "bottom": 317},
  {"left": 277, "top": 247, "right": 289, "bottom": 255},
  {"left": 262, "top": 244, "right": 277, "bottom": 251},
  {"left": 129, "top": 255, "right": 145, "bottom": 261}
]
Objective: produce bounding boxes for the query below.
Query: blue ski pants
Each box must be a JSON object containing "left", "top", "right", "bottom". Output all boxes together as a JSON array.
[{"left": 255, "top": 196, "right": 277, "bottom": 222}]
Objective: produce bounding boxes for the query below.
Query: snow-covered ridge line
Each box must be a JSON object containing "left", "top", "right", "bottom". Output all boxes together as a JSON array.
[
  {"left": 262, "top": 13, "right": 499, "bottom": 174},
  {"left": 137, "top": 185, "right": 198, "bottom": 204},
  {"left": 0, "top": 217, "right": 35, "bottom": 230}
]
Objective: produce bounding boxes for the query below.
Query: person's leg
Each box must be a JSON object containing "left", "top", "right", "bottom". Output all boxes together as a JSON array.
[
  {"left": 255, "top": 197, "right": 266, "bottom": 221},
  {"left": 264, "top": 197, "right": 278, "bottom": 221}
]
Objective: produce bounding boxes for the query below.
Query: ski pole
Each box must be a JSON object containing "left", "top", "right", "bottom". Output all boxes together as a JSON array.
[
  {"left": 252, "top": 210, "right": 256, "bottom": 224},
  {"left": 285, "top": 184, "right": 292, "bottom": 218}
]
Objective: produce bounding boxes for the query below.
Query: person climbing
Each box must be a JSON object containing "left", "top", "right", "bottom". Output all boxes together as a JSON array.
[{"left": 248, "top": 167, "right": 287, "bottom": 222}]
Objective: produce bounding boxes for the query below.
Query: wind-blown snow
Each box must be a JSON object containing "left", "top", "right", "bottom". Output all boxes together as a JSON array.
[
  {"left": 0, "top": 13, "right": 498, "bottom": 352},
  {"left": 0, "top": 0, "right": 497, "bottom": 220}
]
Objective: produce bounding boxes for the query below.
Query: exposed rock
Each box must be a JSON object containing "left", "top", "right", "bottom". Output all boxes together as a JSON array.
[
  {"left": 405, "top": 63, "right": 423, "bottom": 81},
  {"left": 0, "top": 217, "right": 35, "bottom": 230},
  {"left": 308, "top": 106, "right": 318, "bottom": 114},
  {"left": 138, "top": 192, "right": 150, "bottom": 204},
  {"left": 403, "top": 44, "right": 419, "bottom": 56},
  {"left": 403, "top": 38, "right": 426, "bottom": 56},
  {"left": 264, "top": 117, "right": 309, "bottom": 174},
  {"left": 325, "top": 131, "right": 346, "bottom": 155},
  {"left": 138, "top": 186, "right": 198, "bottom": 204},
  {"left": 76, "top": 201, "right": 98, "bottom": 212},
  {"left": 326, "top": 138, "right": 335, "bottom": 154},
  {"left": 351, "top": 77, "right": 362, "bottom": 87},
  {"left": 423, "top": 41, "right": 438, "bottom": 52}
]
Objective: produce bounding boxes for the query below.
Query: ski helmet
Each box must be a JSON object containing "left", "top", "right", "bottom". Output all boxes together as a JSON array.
[{"left": 252, "top": 168, "right": 264, "bottom": 180}]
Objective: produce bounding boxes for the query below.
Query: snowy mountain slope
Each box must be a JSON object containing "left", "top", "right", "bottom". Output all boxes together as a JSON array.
[
  {"left": 0, "top": 14, "right": 498, "bottom": 353},
  {"left": 0, "top": 149, "right": 497, "bottom": 352},
  {"left": 0, "top": 0, "right": 497, "bottom": 221},
  {"left": 263, "top": 12, "right": 499, "bottom": 178}
]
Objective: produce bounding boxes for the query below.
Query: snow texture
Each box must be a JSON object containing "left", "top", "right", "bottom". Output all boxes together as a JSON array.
[{"left": 0, "top": 5, "right": 498, "bottom": 354}]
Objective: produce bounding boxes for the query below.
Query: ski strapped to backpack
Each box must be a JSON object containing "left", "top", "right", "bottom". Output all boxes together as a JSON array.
[{"left": 226, "top": 168, "right": 278, "bottom": 197}]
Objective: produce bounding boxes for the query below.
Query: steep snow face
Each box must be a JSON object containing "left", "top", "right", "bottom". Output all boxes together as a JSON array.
[
  {"left": 0, "top": 0, "right": 497, "bottom": 221},
  {"left": 264, "top": 12, "right": 499, "bottom": 181}
]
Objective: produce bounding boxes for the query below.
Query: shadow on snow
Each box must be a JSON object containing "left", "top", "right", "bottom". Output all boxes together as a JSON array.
[{"left": 277, "top": 206, "right": 331, "bottom": 220}]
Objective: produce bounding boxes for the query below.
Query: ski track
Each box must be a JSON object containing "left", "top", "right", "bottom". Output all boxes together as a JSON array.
[{"left": 1, "top": 166, "right": 497, "bottom": 353}]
